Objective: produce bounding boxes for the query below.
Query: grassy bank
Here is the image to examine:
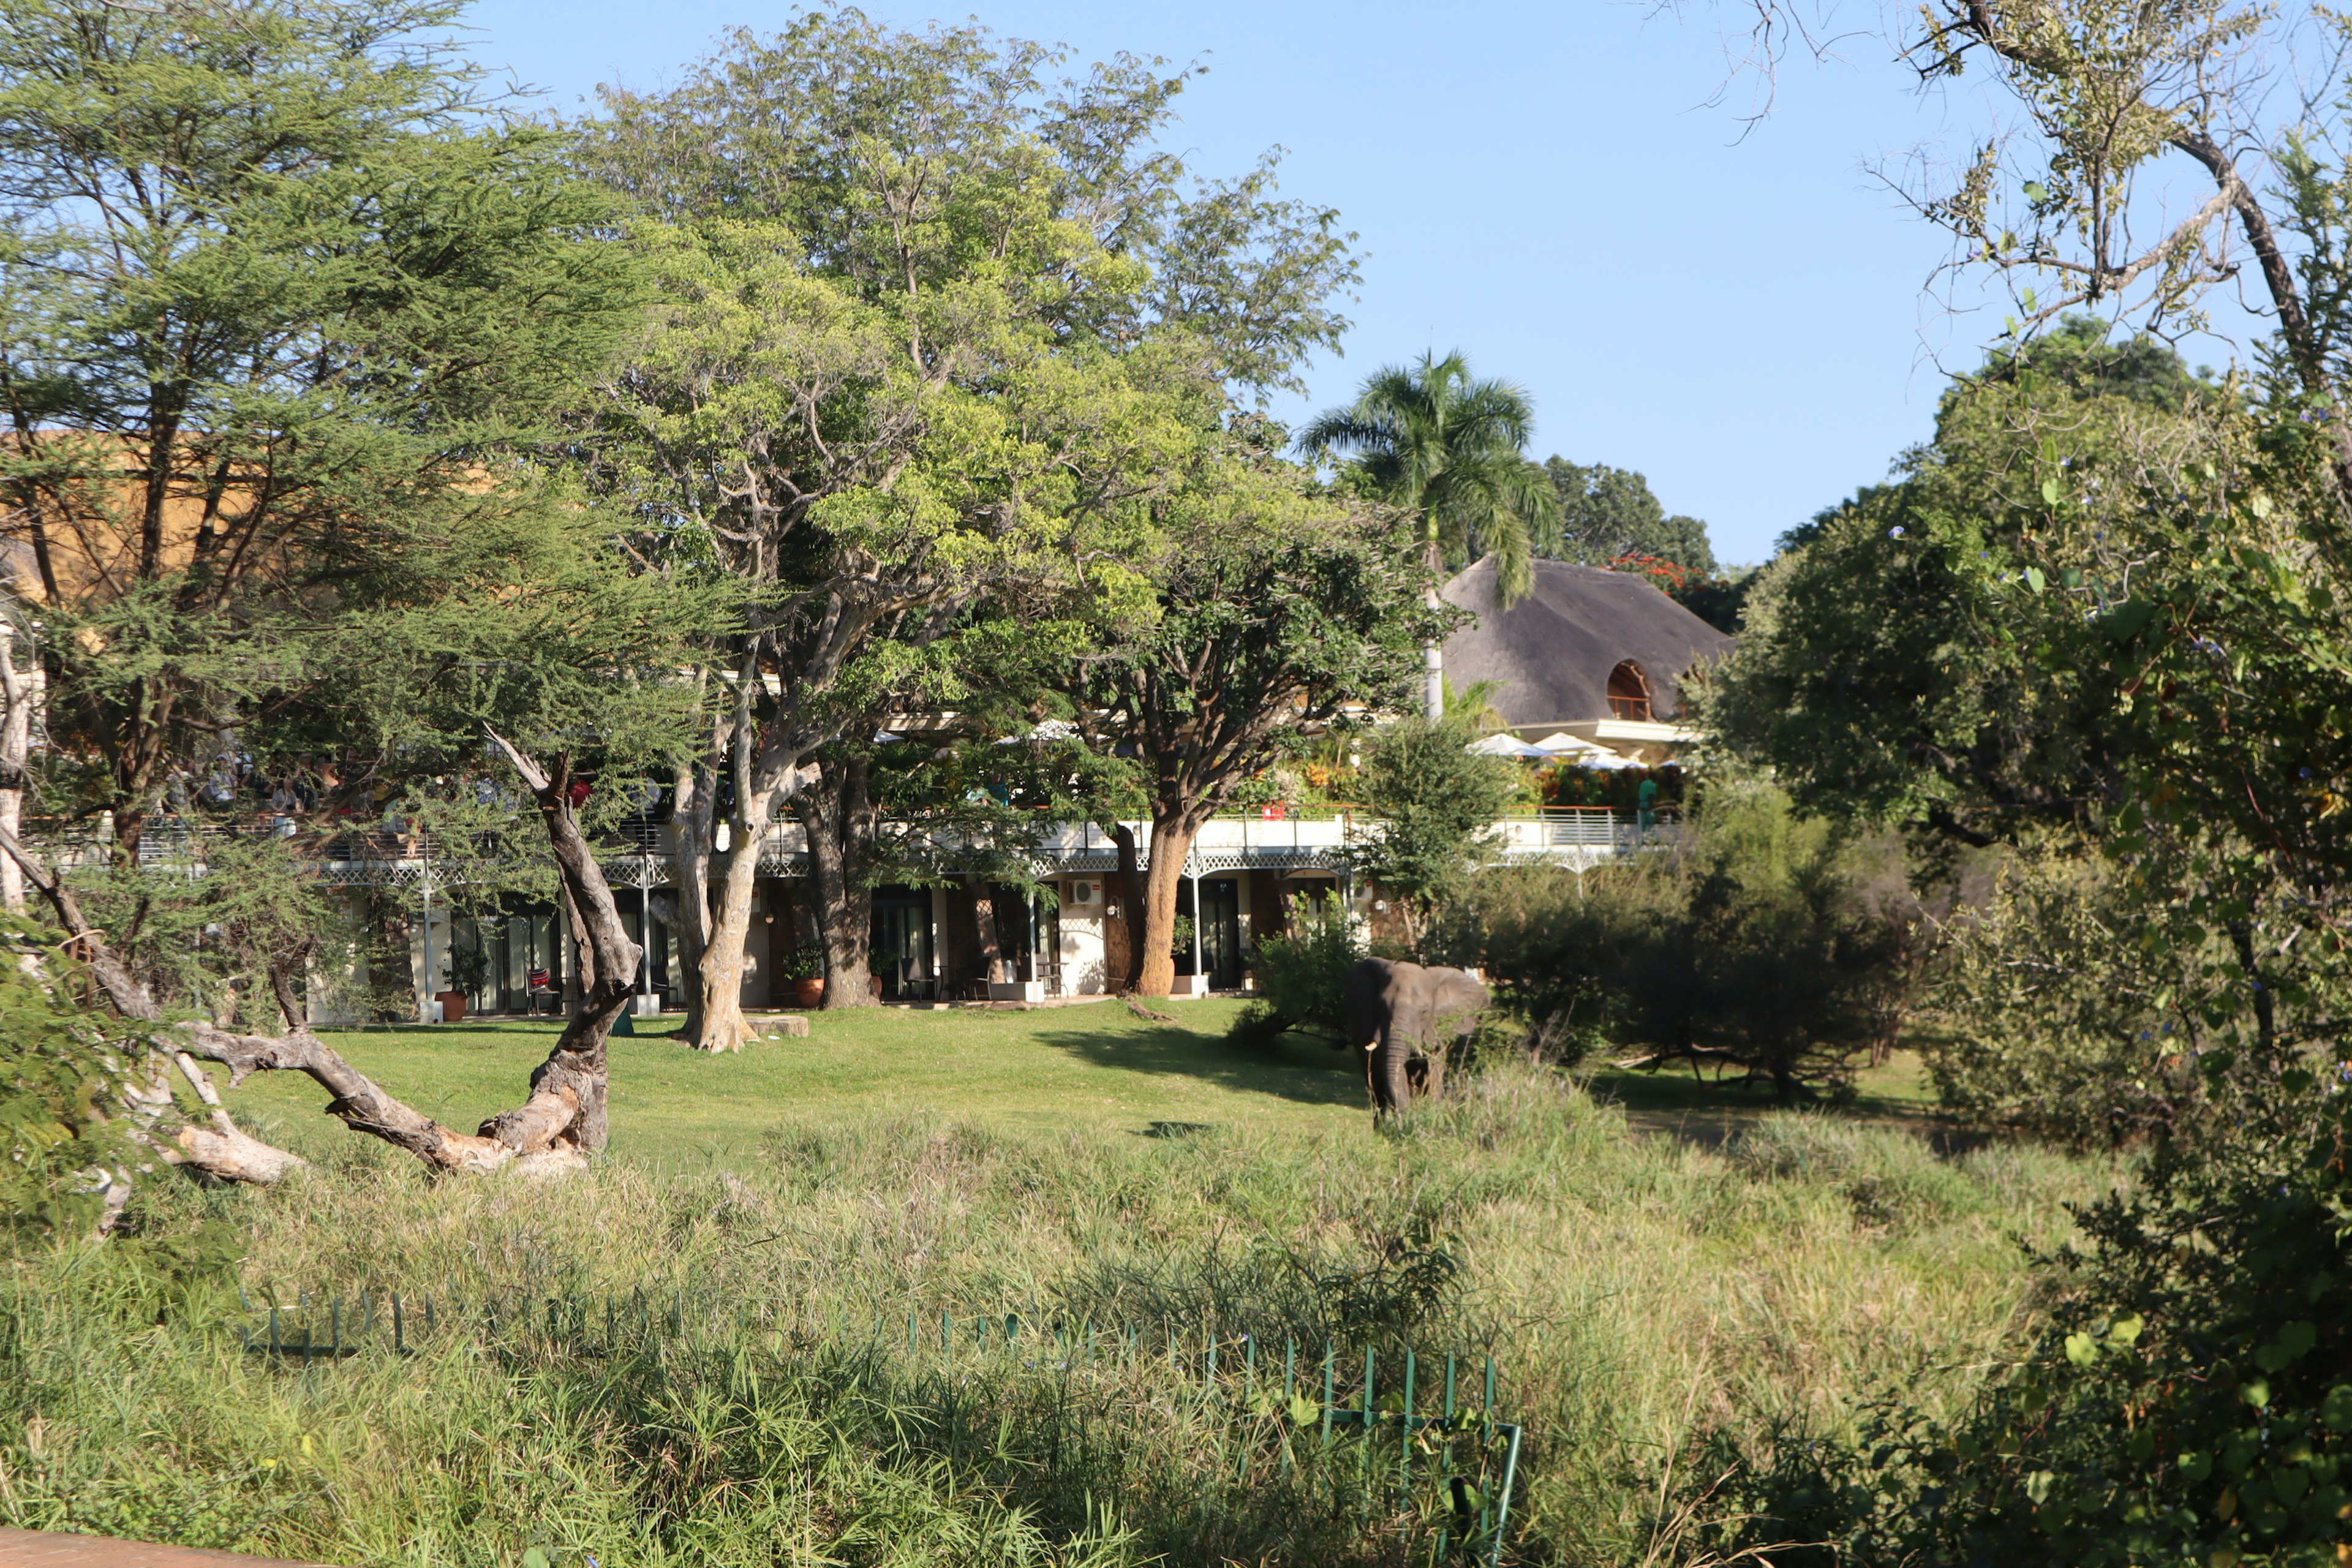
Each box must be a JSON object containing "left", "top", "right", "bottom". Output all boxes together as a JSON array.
[{"left": 1, "top": 1016, "right": 2116, "bottom": 1566}]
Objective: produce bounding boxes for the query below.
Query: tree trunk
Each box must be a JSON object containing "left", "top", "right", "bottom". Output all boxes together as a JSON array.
[
  {"left": 1110, "top": 821, "right": 1145, "bottom": 992},
  {"left": 0, "top": 620, "right": 33, "bottom": 916},
  {"left": 801, "top": 755, "right": 878, "bottom": 1008},
  {"left": 695, "top": 798, "right": 771, "bottom": 1051},
  {"left": 663, "top": 741, "right": 719, "bottom": 1041},
  {"left": 1423, "top": 584, "right": 1446, "bottom": 720},
  {"left": 688, "top": 685, "right": 803, "bottom": 1051},
  {"left": 1135, "top": 812, "right": 1200, "bottom": 998}
]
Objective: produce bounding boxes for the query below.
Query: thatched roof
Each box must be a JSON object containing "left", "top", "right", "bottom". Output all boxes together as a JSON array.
[{"left": 1439, "top": 557, "right": 1735, "bottom": 727}]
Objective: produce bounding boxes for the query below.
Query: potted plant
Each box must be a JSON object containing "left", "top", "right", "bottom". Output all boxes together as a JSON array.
[
  {"left": 439, "top": 931, "right": 490, "bottom": 1022},
  {"left": 778, "top": 941, "right": 824, "bottom": 1008}
]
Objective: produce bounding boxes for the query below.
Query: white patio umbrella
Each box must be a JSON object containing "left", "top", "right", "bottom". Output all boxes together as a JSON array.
[
  {"left": 1467, "top": 733, "right": 1549, "bottom": 758},
  {"left": 1530, "top": 733, "right": 1640, "bottom": 769}
]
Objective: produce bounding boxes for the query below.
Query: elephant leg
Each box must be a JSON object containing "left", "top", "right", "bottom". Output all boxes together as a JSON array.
[{"left": 1404, "top": 1055, "right": 1430, "bottom": 1097}]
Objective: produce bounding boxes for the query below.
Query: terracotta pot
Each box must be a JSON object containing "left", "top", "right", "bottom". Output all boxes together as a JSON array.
[
  {"left": 794, "top": 976, "right": 826, "bottom": 1009},
  {"left": 433, "top": 990, "right": 468, "bottom": 1023}
]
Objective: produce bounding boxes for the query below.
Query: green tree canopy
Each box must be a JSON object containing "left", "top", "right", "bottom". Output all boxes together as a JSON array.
[
  {"left": 1072, "top": 466, "right": 1446, "bottom": 997},
  {"left": 1542, "top": 457, "right": 1717, "bottom": 575},
  {"left": 1702, "top": 318, "right": 2230, "bottom": 843},
  {"left": 573, "top": 10, "right": 1362, "bottom": 1039}
]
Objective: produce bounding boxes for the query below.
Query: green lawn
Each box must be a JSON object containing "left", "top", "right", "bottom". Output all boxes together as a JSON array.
[
  {"left": 223, "top": 999, "right": 1372, "bottom": 1167},
  {"left": 222, "top": 1001, "right": 1945, "bottom": 1169}
]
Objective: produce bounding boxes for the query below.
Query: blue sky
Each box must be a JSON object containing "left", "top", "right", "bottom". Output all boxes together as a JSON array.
[{"left": 461, "top": 0, "right": 2245, "bottom": 565}]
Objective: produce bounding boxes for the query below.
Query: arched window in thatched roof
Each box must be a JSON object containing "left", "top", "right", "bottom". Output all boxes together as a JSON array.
[{"left": 1606, "top": 660, "right": 1653, "bottom": 722}]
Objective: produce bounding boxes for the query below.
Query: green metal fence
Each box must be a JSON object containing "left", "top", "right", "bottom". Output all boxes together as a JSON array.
[{"left": 238, "top": 1286, "right": 1526, "bottom": 1566}]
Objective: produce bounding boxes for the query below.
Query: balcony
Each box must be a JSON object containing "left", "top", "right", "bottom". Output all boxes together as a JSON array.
[{"left": 18, "top": 804, "right": 1676, "bottom": 888}]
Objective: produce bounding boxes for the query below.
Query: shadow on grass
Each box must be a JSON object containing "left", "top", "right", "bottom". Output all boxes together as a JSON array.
[
  {"left": 1033, "top": 1019, "right": 1366, "bottom": 1114},
  {"left": 1582, "top": 1050, "right": 1956, "bottom": 1151}
]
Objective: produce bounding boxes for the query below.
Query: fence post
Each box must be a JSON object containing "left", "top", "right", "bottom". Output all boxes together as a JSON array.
[
  {"left": 1487, "top": 1424, "right": 1523, "bottom": 1568},
  {"left": 1321, "top": 1343, "right": 1335, "bottom": 1449},
  {"left": 1401, "top": 1348, "right": 1415, "bottom": 1496}
]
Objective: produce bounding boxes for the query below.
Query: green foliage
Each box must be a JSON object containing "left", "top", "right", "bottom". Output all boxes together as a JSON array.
[
  {"left": 1077, "top": 494, "right": 1445, "bottom": 823},
  {"left": 1702, "top": 319, "right": 2234, "bottom": 840},
  {"left": 0, "top": 0, "right": 649, "bottom": 849},
  {"left": 0, "top": 923, "right": 141, "bottom": 1241},
  {"left": 1298, "top": 351, "right": 1561, "bottom": 601},
  {"left": 1477, "top": 787, "right": 1904, "bottom": 1097},
  {"left": 1542, "top": 456, "right": 1718, "bottom": 575},
  {"left": 1232, "top": 895, "right": 1360, "bottom": 1044},
  {"left": 69, "top": 835, "right": 338, "bottom": 1028},
  {"left": 1340, "top": 714, "right": 1515, "bottom": 956},
  {"left": 1924, "top": 840, "right": 2240, "bottom": 1148},
  {"left": 1697, "top": 1091, "right": 2352, "bottom": 1567}
]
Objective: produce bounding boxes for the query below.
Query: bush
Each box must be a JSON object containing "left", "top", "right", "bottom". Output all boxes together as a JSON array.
[
  {"left": 1925, "top": 840, "right": 2246, "bottom": 1148},
  {"left": 1689, "top": 1085, "right": 2352, "bottom": 1567},
  {"left": 1230, "top": 895, "right": 1359, "bottom": 1045},
  {"left": 1477, "top": 786, "right": 1907, "bottom": 1098},
  {"left": 0, "top": 921, "right": 145, "bottom": 1240}
]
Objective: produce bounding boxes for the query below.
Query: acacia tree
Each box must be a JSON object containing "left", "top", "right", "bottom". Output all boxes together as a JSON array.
[
  {"left": 0, "top": 461, "right": 715, "bottom": 1186},
  {"left": 1077, "top": 469, "right": 1443, "bottom": 997},
  {"left": 0, "top": 0, "right": 633, "bottom": 866},
  {"left": 1298, "top": 352, "right": 1560, "bottom": 717},
  {"left": 575, "top": 12, "right": 1359, "bottom": 1041},
  {"left": 0, "top": 0, "right": 718, "bottom": 1187}
]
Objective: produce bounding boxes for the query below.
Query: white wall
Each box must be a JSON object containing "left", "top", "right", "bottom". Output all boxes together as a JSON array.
[{"left": 1055, "top": 875, "right": 1107, "bottom": 995}]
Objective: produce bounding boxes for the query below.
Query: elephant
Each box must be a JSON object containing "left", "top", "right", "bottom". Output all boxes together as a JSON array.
[{"left": 1344, "top": 957, "right": 1491, "bottom": 1115}]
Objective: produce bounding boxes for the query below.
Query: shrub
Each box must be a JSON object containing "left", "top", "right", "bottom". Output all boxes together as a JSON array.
[
  {"left": 1477, "top": 786, "right": 1906, "bottom": 1098},
  {"left": 1689, "top": 1085, "right": 2352, "bottom": 1567},
  {"left": 0, "top": 922, "right": 145, "bottom": 1240},
  {"left": 1229, "top": 895, "right": 1359, "bottom": 1046},
  {"left": 1925, "top": 840, "right": 2239, "bottom": 1148}
]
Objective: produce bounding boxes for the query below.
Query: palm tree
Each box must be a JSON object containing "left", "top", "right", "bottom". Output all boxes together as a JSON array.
[{"left": 1298, "top": 351, "right": 1560, "bottom": 717}]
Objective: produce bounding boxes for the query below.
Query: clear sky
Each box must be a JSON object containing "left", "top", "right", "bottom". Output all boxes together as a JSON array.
[{"left": 457, "top": 0, "right": 2243, "bottom": 565}]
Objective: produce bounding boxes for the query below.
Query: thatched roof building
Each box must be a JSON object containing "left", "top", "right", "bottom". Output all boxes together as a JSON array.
[{"left": 1439, "top": 558, "right": 1734, "bottom": 758}]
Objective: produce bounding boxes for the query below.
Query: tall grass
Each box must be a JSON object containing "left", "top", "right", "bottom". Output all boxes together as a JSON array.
[{"left": 0, "top": 1062, "right": 2115, "bottom": 1565}]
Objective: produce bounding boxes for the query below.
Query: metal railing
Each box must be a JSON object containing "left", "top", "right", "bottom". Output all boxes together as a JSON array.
[{"left": 18, "top": 804, "right": 1679, "bottom": 881}]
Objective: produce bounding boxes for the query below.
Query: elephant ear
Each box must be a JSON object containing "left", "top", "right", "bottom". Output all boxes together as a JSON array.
[{"left": 1430, "top": 970, "right": 1490, "bottom": 1027}]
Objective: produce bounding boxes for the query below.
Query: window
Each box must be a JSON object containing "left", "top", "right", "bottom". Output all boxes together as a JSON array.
[{"left": 1607, "top": 660, "right": 1653, "bottom": 722}]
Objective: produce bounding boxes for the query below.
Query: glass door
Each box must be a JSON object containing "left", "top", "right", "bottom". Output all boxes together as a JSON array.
[
  {"left": 1200, "top": 878, "right": 1242, "bottom": 990},
  {"left": 869, "top": 886, "right": 935, "bottom": 1000}
]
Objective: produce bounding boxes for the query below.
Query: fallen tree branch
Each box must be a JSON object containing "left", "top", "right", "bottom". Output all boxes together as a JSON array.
[
  {"left": 0, "top": 820, "right": 308, "bottom": 1185},
  {"left": 0, "top": 725, "right": 646, "bottom": 1180}
]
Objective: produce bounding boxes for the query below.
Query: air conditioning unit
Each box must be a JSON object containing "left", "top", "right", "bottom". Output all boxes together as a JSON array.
[{"left": 1069, "top": 881, "right": 1096, "bottom": 904}]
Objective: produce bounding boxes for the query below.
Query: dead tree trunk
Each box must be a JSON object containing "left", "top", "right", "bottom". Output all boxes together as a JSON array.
[
  {"left": 0, "top": 614, "right": 38, "bottom": 916},
  {"left": 0, "top": 728, "right": 643, "bottom": 1180}
]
